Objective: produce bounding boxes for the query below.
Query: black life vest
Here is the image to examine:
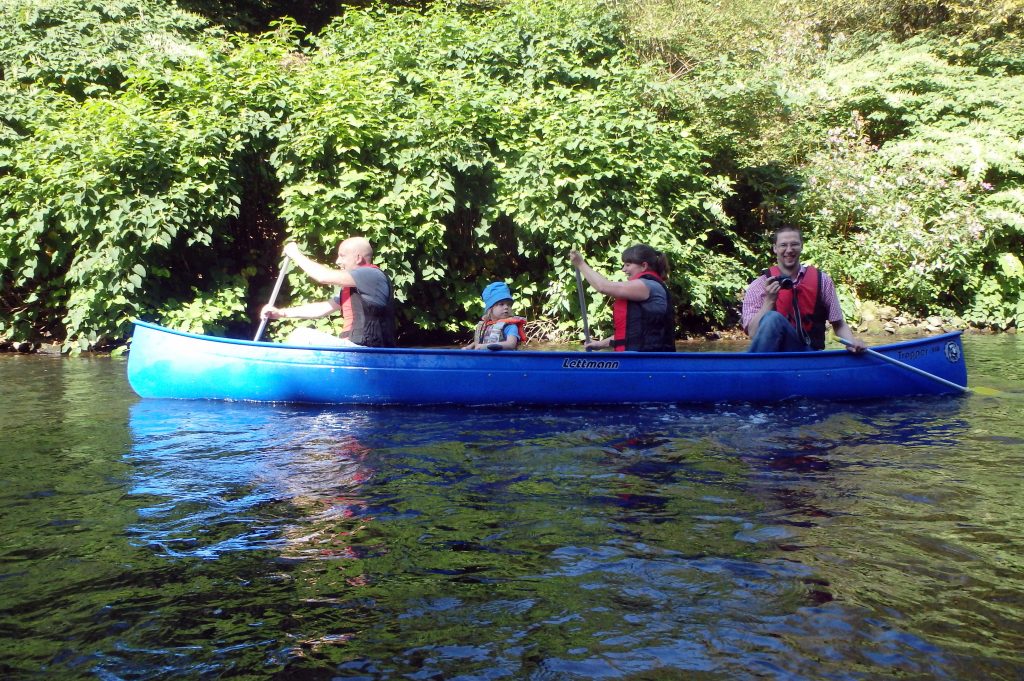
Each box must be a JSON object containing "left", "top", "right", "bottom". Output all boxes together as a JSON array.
[
  {"left": 611, "top": 272, "right": 676, "bottom": 352},
  {"left": 337, "top": 265, "right": 397, "bottom": 347},
  {"left": 767, "top": 265, "right": 827, "bottom": 350}
]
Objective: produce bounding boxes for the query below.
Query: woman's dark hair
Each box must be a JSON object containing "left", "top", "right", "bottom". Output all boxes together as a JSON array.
[{"left": 622, "top": 244, "right": 669, "bottom": 278}]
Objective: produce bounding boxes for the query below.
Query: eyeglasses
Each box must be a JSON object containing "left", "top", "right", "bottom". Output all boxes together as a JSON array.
[{"left": 775, "top": 241, "right": 802, "bottom": 250}]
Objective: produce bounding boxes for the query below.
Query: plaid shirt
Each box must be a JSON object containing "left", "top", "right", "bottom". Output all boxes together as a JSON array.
[{"left": 741, "top": 265, "right": 845, "bottom": 332}]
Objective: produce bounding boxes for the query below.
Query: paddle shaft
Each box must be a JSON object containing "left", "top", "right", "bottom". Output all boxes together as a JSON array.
[
  {"left": 575, "top": 268, "right": 591, "bottom": 345},
  {"left": 838, "top": 337, "right": 969, "bottom": 393},
  {"left": 253, "top": 256, "right": 291, "bottom": 342}
]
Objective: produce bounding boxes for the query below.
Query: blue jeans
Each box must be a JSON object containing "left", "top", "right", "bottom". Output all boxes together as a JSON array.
[{"left": 747, "top": 311, "right": 812, "bottom": 353}]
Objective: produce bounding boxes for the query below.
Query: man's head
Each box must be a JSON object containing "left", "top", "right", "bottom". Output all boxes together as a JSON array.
[
  {"left": 772, "top": 226, "right": 803, "bottom": 273},
  {"left": 336, "top": 237, "right": 373, "bottom": 270}
]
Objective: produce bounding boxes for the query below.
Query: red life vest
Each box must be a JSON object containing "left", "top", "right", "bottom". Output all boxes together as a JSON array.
[
  {"left": 611, "top": 271, "right": 675, "bottom": 352},
  {"left": 473, "top": 317, "right": 528, "bottom": 346},
  {"left": 768, "top": 265, "right": 827, "bottom": 350}
]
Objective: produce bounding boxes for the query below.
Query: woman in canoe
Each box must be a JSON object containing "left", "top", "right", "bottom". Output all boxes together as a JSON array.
[{"left": 570, "top": 244, "right": 676, "bottom": 352}]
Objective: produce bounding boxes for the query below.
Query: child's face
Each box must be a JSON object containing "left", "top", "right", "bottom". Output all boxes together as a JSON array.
[{"left": 489, "top": 300, "right": 512, "bottom": 319}]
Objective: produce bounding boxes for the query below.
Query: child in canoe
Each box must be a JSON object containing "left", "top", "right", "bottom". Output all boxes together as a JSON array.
[{"left": 463, "top": 281, "right": 528, "bottom": 351}]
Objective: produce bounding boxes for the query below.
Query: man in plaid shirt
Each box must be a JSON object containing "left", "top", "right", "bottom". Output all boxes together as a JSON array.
[{"left": 742, "top": 226, "right": 866, "bottom": 353}]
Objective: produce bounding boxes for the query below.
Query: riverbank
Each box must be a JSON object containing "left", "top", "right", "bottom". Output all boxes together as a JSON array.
[{"left": 1, "top": 302, "right": 1014, "bottom": 355}]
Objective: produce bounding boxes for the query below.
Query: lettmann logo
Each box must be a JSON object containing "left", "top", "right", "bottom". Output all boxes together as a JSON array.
[{"left": 562, "top": 358, "right": 620, "bottom": 369}]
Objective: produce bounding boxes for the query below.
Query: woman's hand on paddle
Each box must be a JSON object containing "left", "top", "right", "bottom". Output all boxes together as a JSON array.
[
  {"left": 584, "top": 338, "right": 611, "bottom": 351},
  {"left": 261, "top": 304, "right": 285, "bottom": 320},
  {"left": 569, "top": 250, "right": 585, "bottom": 270}
]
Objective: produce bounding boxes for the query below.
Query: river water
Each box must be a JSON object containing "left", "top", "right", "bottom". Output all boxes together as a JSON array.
[{"left": 1, "top": 334, "right": 1021, "bottom": 680}]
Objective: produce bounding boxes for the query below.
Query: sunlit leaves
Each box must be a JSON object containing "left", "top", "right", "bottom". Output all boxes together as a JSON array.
[
  {"left": 0, "top": 2, "right": 298, "bottom": 350},
  {"left": 270, "top": 0, "right": 737, "bottom": 338},
  {"left": 787, "top": 37, "right": 1024, "bottom": 328},
  {"left": 7, "top": 0, "right": 1023, "bottom": 350}
]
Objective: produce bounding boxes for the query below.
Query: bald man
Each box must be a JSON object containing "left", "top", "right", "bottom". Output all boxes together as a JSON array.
[{"left": 261, "top": 237, "right": 397, "bottom": 347}]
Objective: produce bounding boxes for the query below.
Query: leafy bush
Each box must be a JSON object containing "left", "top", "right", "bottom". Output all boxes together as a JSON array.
[
  {"left": 270, "top": 0, "right": 739, "bottom": 341},
  {"left": 789, "top": 115, "right": 991, "bottom": 310},
  {"left": 0, "top": 4, "right": 297, "bottom": 350},
  {"left": 4, "top": 0, "right": 1024, "bottom": 349},
  {"left": 0, "top": 0, "right": 208, "bottom": 97},
  {"left": 785, "top": 38, "right": 1024, "bottom": 328}
]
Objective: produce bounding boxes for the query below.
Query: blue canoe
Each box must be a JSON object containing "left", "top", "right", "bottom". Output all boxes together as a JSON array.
[{"left": 126, "top": 320, "right": 969, "bottom": 405}]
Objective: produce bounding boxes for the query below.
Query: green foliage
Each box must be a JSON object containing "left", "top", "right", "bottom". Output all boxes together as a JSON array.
[
  {"left": 175, "top": 0, "right": 437, "bottom": 35},
  {"left": 2, "top": 0, "right": 741, "bottom": 350},
  {"left": 785, "top": 38, "right": 1024, "bottom": 328},
  {"left": 1, "top": 3, "right": 297, "bottom": 351},
  {"left": 966, "top": 190, "right": 1024, "bottom": 328},
  {"left": 0, "top": 0, "right": 209, "bottom": 97},
  {"left": 4, "top": 0, "right": 1024, "bottom": 350},
  {"left": 612, "top": 0, "right": 832, "bottom": 252},
  {"left": 811, "top": 0, "right": 1024, "bottom": 52},
  {"left": 155, "top": 270, "right": 253, "bottom": 336},
  {"left": 269, "top": 0, "right": 739, "bottom": 341},
  {"left": 620, "top": 1, "right": 1024, "bottom": 331},
  {"left": 801, "top": 0, "right": 1024, "bottom": 81}
]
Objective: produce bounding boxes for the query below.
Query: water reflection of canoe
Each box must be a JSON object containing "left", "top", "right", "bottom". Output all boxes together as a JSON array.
[{"left": 127, "top": 320, "right": 969, "bottom": 405}]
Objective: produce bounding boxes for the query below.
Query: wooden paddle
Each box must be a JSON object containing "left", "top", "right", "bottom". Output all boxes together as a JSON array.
[
  {"left": 837, "top": 337, "right": 970, "bottom": 394},
  {"left": 253, "top": 256, "right": 291, "bottom": 342},
  {"left": 575, "top": 268, "right": 592, "bottom": 348}
]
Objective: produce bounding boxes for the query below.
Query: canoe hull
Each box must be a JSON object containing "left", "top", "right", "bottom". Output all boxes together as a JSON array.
[{"left": 126, "top": 321, "right": 969, "bottom": 405}]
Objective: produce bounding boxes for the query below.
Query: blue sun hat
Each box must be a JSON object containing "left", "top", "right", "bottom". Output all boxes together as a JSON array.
[{"left": 482, "top": 281, "right": 513, "bottom": 312}]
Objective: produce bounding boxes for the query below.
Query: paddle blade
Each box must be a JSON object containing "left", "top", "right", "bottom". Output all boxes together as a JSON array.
[{"left": 970, "top": 385, "right": 1006, "bottom": 397}]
